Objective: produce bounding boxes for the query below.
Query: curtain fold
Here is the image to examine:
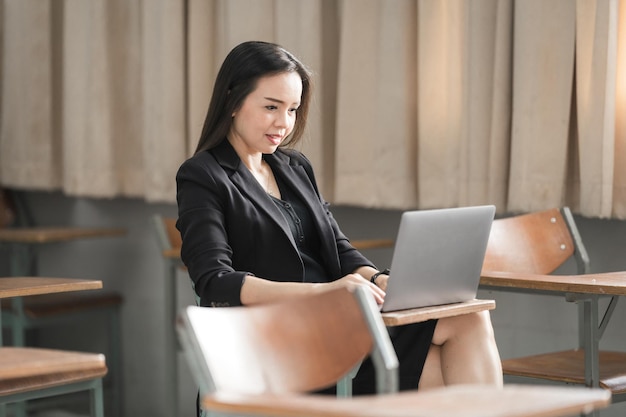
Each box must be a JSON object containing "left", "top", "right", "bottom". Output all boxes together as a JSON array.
[
  {"left": 1, "top": 0, "right": 626, "bottom": 218},
  {"left": 334, "top": 0, "right": 418, "bottom": 208},
  {"left": 575, "top": 0, "right": 619, "bottom": 217},
  {"left": 63, "top": 0, "right": 131, "bottom": 198},
  {"left": 416, "top": 0, "right": 512, "bottom": 210},
  {"left": 507, "top": 0, "right": 577, "bottom": 213},
  {"left": 140, "top": 0, "right": 187, "bottom": 202},
  {"left": 616, "top": 0, "right": 626, "bottom": 217},
  {"left": 0, "top": 1, "right": 58, "bottom": 188}
]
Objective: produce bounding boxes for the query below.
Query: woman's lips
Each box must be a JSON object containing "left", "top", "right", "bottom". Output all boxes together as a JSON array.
[{"left": 266, "top": 134, "right": 283, "bottom": 145}]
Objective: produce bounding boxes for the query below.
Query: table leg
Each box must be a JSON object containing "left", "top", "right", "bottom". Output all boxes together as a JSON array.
[
  {"left": 9, "top": 243, "right": 36, "bottom": 277},
  {"left": 573, "top": 295, "right": 601, "bottom": 417},
  {"left": 9, "top": 297, "right": 25, "bottom": 346}
]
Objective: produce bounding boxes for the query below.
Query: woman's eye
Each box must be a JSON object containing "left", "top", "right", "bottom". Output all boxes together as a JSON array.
[
  {"left": 289, "top": 108, "right": 298, "bottom": 113},
  {"left": 266, "top": 105, "right": 277, "bottom": 110}
]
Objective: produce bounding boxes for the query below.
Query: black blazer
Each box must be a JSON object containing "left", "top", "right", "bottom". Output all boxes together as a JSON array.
[{"left": 176, "top": 140, "right": 374, "bottom": 307}]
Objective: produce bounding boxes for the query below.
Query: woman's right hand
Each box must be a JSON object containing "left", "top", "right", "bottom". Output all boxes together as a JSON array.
[{"left": 324, "top": 273, "right": 386, "bottom": 305}]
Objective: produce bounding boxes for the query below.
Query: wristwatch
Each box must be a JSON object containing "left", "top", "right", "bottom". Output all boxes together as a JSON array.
[{"left": 370, "top": 268, "right": 390, "bottom": 285}]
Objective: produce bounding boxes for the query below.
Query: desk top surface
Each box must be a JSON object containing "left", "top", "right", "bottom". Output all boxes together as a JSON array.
[
  {"left": 0, "top": 227, "right": 126, "bottom": 244},
  {"left": 480, "top": 270, "right": 626, "bottom": 296},
  {"left": 381, "top": 298, "right": 495, "bottom": 326},
  {"left": 202, "top": 383, "right": 610, "bottom": 417},
  {"left": 0, "top": 277, "right": 103, "bottom": 299}
]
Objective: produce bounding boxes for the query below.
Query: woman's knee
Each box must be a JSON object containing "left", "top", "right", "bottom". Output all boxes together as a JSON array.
[{"left": 433, "top": 311, "right": 494, "bottom": 344}]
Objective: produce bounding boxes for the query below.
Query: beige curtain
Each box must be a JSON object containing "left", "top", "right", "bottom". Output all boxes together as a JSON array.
[{"left": 1, "top": 0, "right": 625, "bottom": 218}]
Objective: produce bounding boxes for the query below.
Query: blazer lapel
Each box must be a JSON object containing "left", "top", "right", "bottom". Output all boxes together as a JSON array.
[{"left": 211, "top": 141, "right": 298, "bottom": 249}]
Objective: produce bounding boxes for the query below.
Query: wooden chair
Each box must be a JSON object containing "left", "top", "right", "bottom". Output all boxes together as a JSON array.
[
  {"left": 176, "top": 285, "right": 610, "bottom": 417},
  {"left": 481, "top": 207, "right": 626, "bottom": 414},
  {"left": 0, "top": 277, "right": 109, "bottom": 417},
  {"left": 0, "top": 188, "right": 124, "bottom": 416},
  {"left": 152, "top": 213, "right": 396, "bottom": 414}
]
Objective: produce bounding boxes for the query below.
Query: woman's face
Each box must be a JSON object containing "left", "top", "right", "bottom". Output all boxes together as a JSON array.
[{"left": 228, "top": 71, "right": 302, "bottom": 157}]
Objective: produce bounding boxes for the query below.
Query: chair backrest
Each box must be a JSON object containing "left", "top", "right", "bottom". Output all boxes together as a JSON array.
[
  {"left": 482, "top": 207, "right": 589, "bottom": 275},
  {"left": 177, "top": 286, "right": 398, "bottom": 396},
  {"left": 152, "top": 215, "right": 182, "bottom": 251}
]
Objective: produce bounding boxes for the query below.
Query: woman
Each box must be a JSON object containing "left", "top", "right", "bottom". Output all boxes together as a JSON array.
[{"left": 176, "top": 40, "right": 502, "bottom": 411}]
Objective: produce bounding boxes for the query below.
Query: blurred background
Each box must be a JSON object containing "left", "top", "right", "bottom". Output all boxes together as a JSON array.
[{"left": 1, "top": 1, "right": 625, "bottom": 416}]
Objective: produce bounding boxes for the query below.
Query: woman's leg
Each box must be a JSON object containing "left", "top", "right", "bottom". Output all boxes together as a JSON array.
[{"left": 419, "top": 311, "right": 502, "bottom": 389}]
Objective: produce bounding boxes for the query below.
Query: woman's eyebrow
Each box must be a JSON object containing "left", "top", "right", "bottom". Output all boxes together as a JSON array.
[{"left": 264, "top": 97, "right": 300, "bottom": 106}]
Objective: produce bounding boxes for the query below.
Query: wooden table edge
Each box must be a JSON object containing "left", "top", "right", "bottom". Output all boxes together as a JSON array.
[
  {"left": 480, "top": 270, "right": 626, "bottom": 296},
  {"left": 381, "top": 299, "right": 495, "bottom": 326},
  {"left": 0, "top": 277, "right": 103, "bottom": 299},
  {"left": 0, "top": 227, "right": 127, "bottom": 244}
]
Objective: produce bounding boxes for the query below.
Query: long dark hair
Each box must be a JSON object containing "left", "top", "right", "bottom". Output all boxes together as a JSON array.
[{"left": 194, "top": 41, "right": 313, "bottom": 154}]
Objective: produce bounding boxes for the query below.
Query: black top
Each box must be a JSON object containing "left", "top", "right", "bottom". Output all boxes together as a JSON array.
[{"left": 270, "top": 174, "right": 330, "bottom": 283}]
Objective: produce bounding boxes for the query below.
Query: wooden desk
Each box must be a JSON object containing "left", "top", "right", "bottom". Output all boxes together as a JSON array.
[
  {"left": 0, "top": 227, "right": 126, "bottom": 244},
  {"left": 480, "top": 270, "right": 626, "bottom": 296},
  {"left": 0, "top": 277, "right": 104, "bottom": 417},
  {"left": 480, "top": 269, "right": 626, "bottom": 399},
  {"left": 0, "top": 277, "right": 103, "bottom": 299},
  {"left": 202, "top": 384, "right": 611, "bottom": 417},
  {"left": 381, "top": 299, "right": 496, "bottom": 326},
  {"left": 0, "top": 227, "right": 126, "bottom": 277},
  {"left": 0, "top": 277, "right": 102, "bottom": 347}
]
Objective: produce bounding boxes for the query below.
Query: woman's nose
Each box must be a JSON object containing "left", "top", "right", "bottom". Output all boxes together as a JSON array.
[{"left": 274, "top": 111, "right": 290, "bottom": 127}]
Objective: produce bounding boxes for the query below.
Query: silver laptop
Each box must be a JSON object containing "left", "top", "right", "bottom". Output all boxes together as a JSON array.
[{"left": 380, "top": 205, "right": 495, "bottom": 312}]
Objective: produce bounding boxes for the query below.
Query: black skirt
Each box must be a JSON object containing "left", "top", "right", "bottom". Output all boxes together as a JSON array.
[{"left": 318, "top": 318, "right": 438, "bottom": 395}]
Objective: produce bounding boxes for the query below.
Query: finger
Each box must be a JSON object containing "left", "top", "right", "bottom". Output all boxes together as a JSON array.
[{"left": 365, "top": 282, "right": 385, "bottom": 304}]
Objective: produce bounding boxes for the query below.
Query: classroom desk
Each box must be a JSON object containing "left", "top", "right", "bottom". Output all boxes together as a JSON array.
[
  {"left": 0, "top": 227, "right": 127, "bottom": 276},
  {"left": 201, "top": 384, "right": 611, "bottom": 417},
  {"left": 480, "top": 269, "right": 626, "bottom": 396},
  {"left": 0, "top": 227, "right": 127, "bottom": 244},
  {"left": 0, "top": 277, "right": 104, "bottom": 417},
  {"left": 0, "top": 277, "right": 103, "bottom": 345},
  {"left": 381, "top": 298, "right": 495, "bottom": 326},
  {"left": 0, "top": 228, "right": 125, "bottom": 416}
]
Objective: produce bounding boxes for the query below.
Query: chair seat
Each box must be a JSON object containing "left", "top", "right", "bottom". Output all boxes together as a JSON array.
[
  {"left": 2, "top": 291, "right": 123, "bottom": 319},
  {"left": 0, "top": 347, "right": 107, "bottom": 396},
  {"left": 503, "top": 349, "right": 626, "bottom": 394}
]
